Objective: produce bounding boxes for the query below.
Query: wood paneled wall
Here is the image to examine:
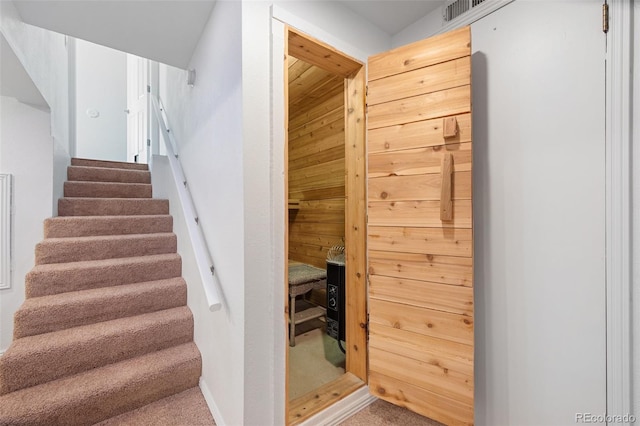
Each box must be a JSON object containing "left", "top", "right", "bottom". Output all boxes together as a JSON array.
[{"left": 288, "top": 57, "right": 345, "bottom": 269}]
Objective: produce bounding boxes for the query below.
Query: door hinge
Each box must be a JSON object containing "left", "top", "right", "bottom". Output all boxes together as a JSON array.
[
  {"left": 147, "top": 139, "right": 151, "bottom": 147},
  {"left": 365, "top": 85, "right": 369, "bottom": 114},
  {"left": 602, "top": 2, "right": 609, "bottom": 34},
  {"left": 366, "top": 313, "right": 370, "bottom": 342},
  {"left": 147, "top": 84, "right": 151, "bottom": 93}
]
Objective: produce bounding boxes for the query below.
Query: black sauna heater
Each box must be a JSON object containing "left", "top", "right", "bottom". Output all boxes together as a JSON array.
[{"left": 326, "top": 259, "right": 346, "bottom": 353}]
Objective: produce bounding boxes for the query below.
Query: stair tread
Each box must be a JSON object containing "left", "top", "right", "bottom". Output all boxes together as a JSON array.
[
  {"left": 44, "top": 215, "right": 174, "bottom": 238},
  {"left": 59, "top": 197, "right": 167, "bottom": 201},
  {"left": 19, "top": 277, "right": 186, "bottom": 310},
  {"left": 64, "top": 181, "right": 152, "bottom": 199},
  {"left": 7, "top": 306, "right": 192, "bottom": 355},
  {"left": 66, "top": 181, "right": 152, "bottom": 187},
  {"left": 36, "top": 232, "right": 177, "bottom": 264},
  {"left": 15, "top": 278, "right": 187, "bottom": 338},
  {"left": 71, "top": 158, "right": 149, "bottom": 171},
  {"left": 40, "top": 232, "right": 176, "bottom": 244},
  {"left": 26, "top": 253, "right": 182, "bottom": 297},
  {"left": 0, "top": 343, "right": 200, "bottom": 426},
  {"left": 94, "top": 387, "right": 215, "bottom": 426},
  {"left": 67, "top": 166, "right": 151, "bottom": 184},
  {"left": 29, "top": 253, "right": 181, "bottom": 273},
  {"left": 47, "top": 214, "right": 171, "bottom": 221},
  {"left": 58, "top": 197, "right": 169, "bottom": 216},
  {"left": 1, "top": 307, "right": 193, "bottom": 394}
]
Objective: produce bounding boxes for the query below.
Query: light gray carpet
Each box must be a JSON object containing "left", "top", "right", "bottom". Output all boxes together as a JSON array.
[{"left": 288, "top": 308, "right": 345, "bottom": 400}]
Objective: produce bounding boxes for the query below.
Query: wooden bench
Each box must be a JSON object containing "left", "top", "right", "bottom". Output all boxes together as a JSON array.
[{"left": 288, "top": 262, "right": 327, "bottom": 346}]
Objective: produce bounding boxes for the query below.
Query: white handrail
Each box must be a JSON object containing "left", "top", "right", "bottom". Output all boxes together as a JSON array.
[{"left": 150, "top": 94, "right": 223, "bottom": 312}]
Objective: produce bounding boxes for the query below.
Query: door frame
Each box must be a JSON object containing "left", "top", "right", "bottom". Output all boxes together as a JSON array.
[
  {"left": 605, "top": 0, "right": 633, "bottom": 416},
  {"left": 272, "top": 17, "right": 369, "bottom": 425},
  {"left": 284, "top": 27, "right": 367, "bottom": 423},
  {"left": 125, "top": 54, "right": 149, "bottom": 164}
]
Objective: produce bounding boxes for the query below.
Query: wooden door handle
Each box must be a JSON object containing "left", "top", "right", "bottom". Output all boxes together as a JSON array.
[{"left": 440, "top": 153, "right": 453, "bottom": 221}]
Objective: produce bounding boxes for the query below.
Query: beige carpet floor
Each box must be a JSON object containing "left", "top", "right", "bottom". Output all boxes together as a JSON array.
[
  {"left": 339, "top": 399, "right": 444, "bottom": 426},
  {"left": 288, "top": 301, "right": 346, "bottom": 400}
]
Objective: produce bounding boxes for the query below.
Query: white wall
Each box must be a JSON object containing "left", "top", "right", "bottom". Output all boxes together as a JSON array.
[
  {"left": 0, "top": 0, "right": 71, "bottom": 214},
  {"left": 391, "top": 3, "right": 444, "bottom": 48},
  {"left": 0, "top": 96, "right": 53, "bottom": 353},
  {"left": 75, "top": 39, "right": 126, "bottom": 162},
  {"left": 157, "top": 2, "right": 245, "bottom": 425}
]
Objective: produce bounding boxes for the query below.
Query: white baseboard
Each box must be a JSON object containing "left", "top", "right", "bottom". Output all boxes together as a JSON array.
[
  {"left": 199, "top": 377, "right": 226, "bottom": 426},
  {"left": 298, "top": 386, "right": 378, "bottom": 426}
]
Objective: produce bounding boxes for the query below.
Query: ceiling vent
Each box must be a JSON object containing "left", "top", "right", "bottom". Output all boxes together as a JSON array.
[{"left": 443, "top": 0, "right": 487, "bottom": 22}]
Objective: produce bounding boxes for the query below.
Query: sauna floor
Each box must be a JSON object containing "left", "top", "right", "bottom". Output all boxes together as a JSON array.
[{"left": 288, "top": 301, "right": 346, "bottom": 400}]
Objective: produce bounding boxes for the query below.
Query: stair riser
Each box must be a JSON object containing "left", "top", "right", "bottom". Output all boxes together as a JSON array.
[
  {"left": 44, "top": 216, "right": 173, "bottom": 238},
  {"left": 26, "top": 255, "right": 182, "bottom": 297},
  {"left": 71, "top": 158, "right": 149, "bottom": 171},
  {"left": 0, "top": 309, "right": 194, "bottom": 394},
  {"left": 14, "top": 279, "right": 187, "bottom": 339},
  {"left": 68, "top": 166, "right": 151, "bottom": 184},
  {"left": 64, "top": 181, "right": 152, "bottom": 198},
  {"left": 59, "top": 198, "right": 169, "bottom": 216},
  {"left": 0, "top": 344, "right": 201, "bottom": 426},
  {"left": 35, "top": 234, "right": 177, "bottom": 265}
]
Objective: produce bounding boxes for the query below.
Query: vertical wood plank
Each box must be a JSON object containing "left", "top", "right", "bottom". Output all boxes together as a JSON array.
[{"left": 345, "top": 67, "right": 367, "bottom": 382}]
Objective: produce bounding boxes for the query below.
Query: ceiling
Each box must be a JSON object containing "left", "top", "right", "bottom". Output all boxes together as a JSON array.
[
  {"left": 338, "top": 1, "right": 444, "bottom": 35},
  {"left": 10, "top": 0, "right": 445, "bottom": 70},
  {"left": 1, "top": 33, "right": 48, "bottom": 109},
  {"left": 12, "top": 0, "right": 216, "bottom": 69}
]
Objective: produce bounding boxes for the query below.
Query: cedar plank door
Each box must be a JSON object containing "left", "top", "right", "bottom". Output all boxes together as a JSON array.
[{"left": 366, "top": 27, "right": 474, "bottom": 426}]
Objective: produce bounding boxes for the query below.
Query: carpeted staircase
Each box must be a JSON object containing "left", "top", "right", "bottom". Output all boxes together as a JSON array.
[{"left": 0, "top": 158, "right": 216, "bottom": 425}]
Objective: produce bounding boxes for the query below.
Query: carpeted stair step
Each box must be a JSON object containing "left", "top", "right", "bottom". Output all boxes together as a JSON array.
[
  {"left": 71, "top": 157, "right": 149, "bottom": 171},
  {"left": 64, "top": 181, "right": 152, "bottom": 198},
  {"left": 68, "top": 165, "right": 151, "bottom": 184},
  {"left": 14, "top": 278, "right": 187, "bottom": 338},
  {"left": 35, "top": 233, "right": 177, "bottom": 264},
  {"left": 0, "top": 307, "right": 194, "bottom": 394},
  {"left": 44, "top": 215, "right": 173, "bottom": 238},
  {"left": 26, "top": 253, "right": 182, "bottom": 297},
  {"left": 95, "top": 386, "right": 215, "bottom": 426},
  {"left": 0, "top": 342, "right": 201, "bottom": 426},
  {"left": 59, "top": 198, "right": 169, "bottom": 216}
]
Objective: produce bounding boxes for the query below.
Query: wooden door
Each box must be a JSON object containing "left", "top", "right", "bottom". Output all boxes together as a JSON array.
[{"left": 366, "top": 27, "right": 474, "bottom": 426}]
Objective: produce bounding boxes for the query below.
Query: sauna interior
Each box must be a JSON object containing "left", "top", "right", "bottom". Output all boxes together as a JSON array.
[{"left": 287, "top": 54, "right": 347, "bottom": 401}]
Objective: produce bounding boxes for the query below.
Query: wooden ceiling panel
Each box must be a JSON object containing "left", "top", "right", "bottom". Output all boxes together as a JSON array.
[{"left": 288, "top": 57, "right": 344, "bottom": 118}]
